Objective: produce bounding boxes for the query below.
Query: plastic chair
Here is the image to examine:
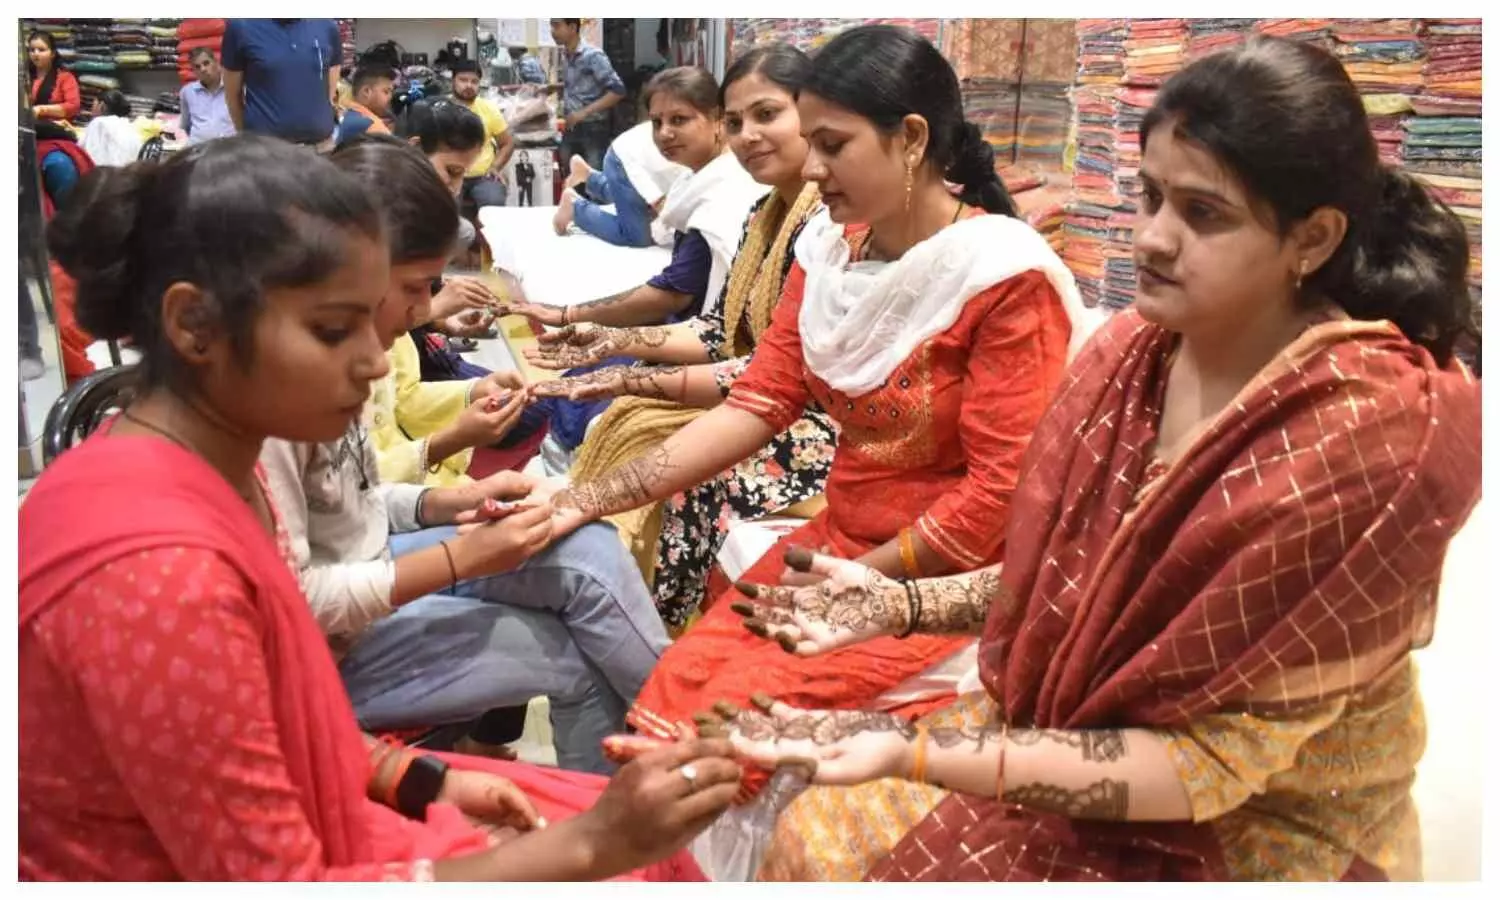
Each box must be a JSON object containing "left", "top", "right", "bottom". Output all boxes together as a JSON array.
[{"left": 42, "top": 364, "right": 140, "bottom": 467}]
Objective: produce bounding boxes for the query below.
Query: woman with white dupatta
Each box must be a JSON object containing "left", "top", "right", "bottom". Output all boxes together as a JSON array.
[
  {"left": 508, "top": 66, "right": 767, "bottom": 330},
  {"left": 516, "top": 25, "right": 1100, "bottom": 806}
]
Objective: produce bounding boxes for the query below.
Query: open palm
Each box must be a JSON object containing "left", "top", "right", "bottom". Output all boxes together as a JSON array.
[{"left": 730, "top": 550, "right": 910, "bottom": 655}]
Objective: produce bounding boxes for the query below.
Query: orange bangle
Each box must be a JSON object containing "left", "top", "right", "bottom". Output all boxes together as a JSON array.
[
  {"left": 898, "top": 528, "right": 922, "bottom": 579},
  {"left": 910, "top": 723, "right": 931, "bottom": 784},
  {"left": 385, "top": 751, "right": 416, "bottom": 810}
]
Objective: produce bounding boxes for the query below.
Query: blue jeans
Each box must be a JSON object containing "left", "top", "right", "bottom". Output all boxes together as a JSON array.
[
  {"left": 338, "top": 522, "right": 670, "bottom": 774},
  {"left": 573, "top": 147, "right": 654, "bottom": 248},
  {"left": 463, "top": 175, "right": 508, "bottom": 210},
  {"left": 40, "top": 149, "right": 81, "bottom": 209}
]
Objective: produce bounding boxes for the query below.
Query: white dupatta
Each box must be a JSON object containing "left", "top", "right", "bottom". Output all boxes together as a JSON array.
[
  {"left": 656, "top": 151, "right": 769, "bottom": 316},
  {"left": 795, "top": 209, "right": 1100, "bottom": 397}
]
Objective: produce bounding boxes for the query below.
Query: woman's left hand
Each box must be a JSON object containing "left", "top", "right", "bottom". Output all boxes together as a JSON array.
[
  {"left": 732, "top": 549, "right": 909, "bottom": 656},
  {"left": 437, "top": 768, "right": 546, "bottom": 833},
  {"left": 696, "top": 697, "right": 914, "bottom": 787}
]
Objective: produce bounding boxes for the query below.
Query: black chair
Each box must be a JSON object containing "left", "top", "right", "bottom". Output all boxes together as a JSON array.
[
  {"left": 42, "top": 364, "right": 139, "bottom": 467},
  {"left": 137, "top": 135, "right": 166, "bottom": 162}
]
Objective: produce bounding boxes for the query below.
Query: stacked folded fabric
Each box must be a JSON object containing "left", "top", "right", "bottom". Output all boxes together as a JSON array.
[
  {"left": 962, "top": 80, "right": 1020, "bottom": 161},
  {"left": 728, "top": 18, "right": 940, "bottom": 57},
  {"left": 1333, "top": 19, "right": 1425, "bottom": 96},
  {"left": 1422, "top": 19, "right": 1481, "bottom": 99},
  {"left": 149, "top": 21, "right": 180, "bottom": 69},
  {"left": 1064, "top": 78, "right": 1125, "bottom": 309},
  {"left": 124, "top": 93, "right": 156, "bottom": 118},
  {"left": 1123, "top": 18, "right": 1185, "bottom": 87},
  {"left": 339, "top": 19, "right": 358, "bottom": 70},
  {"left": 1015, "top": 84, "right": 1072, "bottom": 167},
  {"left": 1254, "top": 19, "right": 1334, "bottom": 48},
  {"left": 111, "top": 20, "right": 153, "bottom": 69},
  {"left": 153, "top": 91, "right": 182, "bottom": 115},
  {"left": 1075, "top": 19, "right": 1126, "bottom": 84},
  {"left": 57, "top": 18, "right": 116, "bottom": 74},
  {"left": 1187, "top": 19, "right": 1254, "bottom": 57}
]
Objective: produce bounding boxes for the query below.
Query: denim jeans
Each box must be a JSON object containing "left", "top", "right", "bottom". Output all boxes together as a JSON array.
[
  {"left": 463, "top": 175, "right": 508, "bottom": 209},
  {"left": 572, "top": 147, "right": 655, "bottom": 248},
  {"left": 338, "top": 522, "right": 669, "bottom": 774}
]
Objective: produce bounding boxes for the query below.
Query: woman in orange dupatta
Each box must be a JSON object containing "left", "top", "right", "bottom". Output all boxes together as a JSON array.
[
  {"left": 530, "top": 27, "right": 1092, "bottom": 794},
  {"left": 718, "top": 38, "right": 1482, "bottom": 881},
  {"left": 19, "top": 136, "right": 734, "bottom": 882}
]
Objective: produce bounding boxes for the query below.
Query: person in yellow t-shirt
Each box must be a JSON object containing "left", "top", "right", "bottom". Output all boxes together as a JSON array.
[{"left": 451, "top": 59, "right": 514, "bottom": 210}]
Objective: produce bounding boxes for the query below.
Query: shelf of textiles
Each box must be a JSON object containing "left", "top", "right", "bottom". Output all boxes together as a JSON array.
[
  {"left": 1061, "top": 18, "right": 1483, "bottom": 315},
  {"left": 25, "top": 18, "right": 183, "bottom": 127},
  {"left": 726, "top": 18, "right": 941, "bottom": 58}
]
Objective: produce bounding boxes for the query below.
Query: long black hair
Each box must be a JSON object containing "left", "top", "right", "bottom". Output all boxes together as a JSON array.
[
  {"left": 329, "top": 134, "right": 460, "bottom": 263},
  {"left": 27, "top": 30, "right": 63, "bottom": 108},
  {"left": 720, "top": 43, "right": 812, "bottom": 106},
  {"left": 804, "top": 25, "right": 1016, "bottom": 217},
  {"left": 47, "top": 136, "right": 385, "bottom": 389},
  {"left": 1142, "top": 36, "right": 1477, "bottom": 366}
]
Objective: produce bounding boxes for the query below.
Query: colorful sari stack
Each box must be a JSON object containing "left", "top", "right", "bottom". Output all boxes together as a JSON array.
[
  {"left": 1065, "top": 78, "right": 1124, "bottom": 309},
  {"left": 1015, "top": 84, "right": 1072, "bottom": 167},
  {"left": 1122, "top": 18, "right": 1185, "bottom": 87},
  {"left": 1075, "top": 19, "right": 1126, "bottom": 84},
  {"left": 110, "top": 20, "right": 153, "bottom": 70},
  {"left": 1186, "top": 19, "right": 1253, "bottom": 57},
  {"left": 1332, "top": 18, "right": 1425, "bottom": 103},
  {"left": 1254, "top": 18, "right": 1334, "bottom": 47},
  {"left": 1411, "top": 19, "right": 1483, "bottom": 301},
  {"left": 728, "top": 18, "right": 940, "bottom": 57},
  {"left": 962, "top": 80, "right": 1021, "bottom": 161}
]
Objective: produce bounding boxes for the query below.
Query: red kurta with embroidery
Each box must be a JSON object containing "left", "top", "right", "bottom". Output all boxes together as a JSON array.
[{"left": 629, "top": 221, "right": 1074, "bottom": 759}]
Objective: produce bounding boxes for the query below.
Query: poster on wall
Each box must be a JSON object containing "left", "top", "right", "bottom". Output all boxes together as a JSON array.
[
  {"left": 498, "top": 19, "right": 528, "bottom": 46},
  {"left": 501, "top": 145, "right": 557, "bottom": 208}
]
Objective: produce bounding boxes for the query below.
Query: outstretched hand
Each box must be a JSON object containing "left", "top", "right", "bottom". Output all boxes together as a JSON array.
[
  {"left": 693, "top": 694, "right": 914, "bottom": 787},
  {"left": 525, "top": 323, "right": 620, "bottom": 370},
  {"left": 730, "top": 548, "right": 910, "bottom": 656}
]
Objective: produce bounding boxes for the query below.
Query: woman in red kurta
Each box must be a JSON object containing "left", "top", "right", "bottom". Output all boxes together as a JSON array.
[
  {"left": 21, "top": 135, "right": 735, "bottom": 882},
  {"left": 536, "top": 26, "right": 1096, "bottom": 793},
  {"left": 28, "top": 30, "right": 82, "bottom": 126}
]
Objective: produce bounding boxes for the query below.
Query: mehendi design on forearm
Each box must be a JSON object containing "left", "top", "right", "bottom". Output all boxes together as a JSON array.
[
  {"left": 911, "top": 566, "right": 1006, "bottom": 636},
  {"left": 731, "top": 709, "right": 918, "bottom": 745},
  {"left": 619, "top": 364, "right": 685, "bottom": 400},
  {"left": 1001, "top": 779, "right": 1131, "bottom": 820},
  {"left": 1007, "top": 729, "right": 1128, "bottom": 763},
  {"left": 553, "top": 444, "right": 675, "bottom": 518},
  {"left": 534, "top": 324, "right": 672, "bottom": 368}
]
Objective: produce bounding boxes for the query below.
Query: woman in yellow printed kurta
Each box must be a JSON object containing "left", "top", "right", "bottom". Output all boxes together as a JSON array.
[{"left": 368, "top": 331, "right": 526, "bottom": 487}]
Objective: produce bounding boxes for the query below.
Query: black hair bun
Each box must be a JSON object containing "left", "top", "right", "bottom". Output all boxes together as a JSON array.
[
  {"left": 947, "top": 122, "right": 997, "bottom": 189},
  {"left": 45, "top": 165, "right": 153, "bottom": 341}
]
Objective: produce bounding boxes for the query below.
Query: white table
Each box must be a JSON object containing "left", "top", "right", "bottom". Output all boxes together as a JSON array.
[{"left": 478, "top": 206, "right": 671, "bottom": 309}]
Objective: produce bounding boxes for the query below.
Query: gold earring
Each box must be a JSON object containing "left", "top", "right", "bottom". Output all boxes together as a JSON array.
[
  {"left": 903, "top": 160, "right": 914, "bottom": 213},
  {"left": 1295, "top": 259, "right": 1308, "bottom": 291}
]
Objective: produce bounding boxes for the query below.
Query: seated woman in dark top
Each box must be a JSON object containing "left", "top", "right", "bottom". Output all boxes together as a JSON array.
[{"left": 501, "top": 67, "right": 767, "bottom": 452}]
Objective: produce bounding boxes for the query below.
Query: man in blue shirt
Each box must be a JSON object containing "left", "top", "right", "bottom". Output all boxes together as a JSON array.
[
  {"left": 222, "top": 18, "right": 341, "bottom": 146},
  {"left": 178, "top": 48, "right": 236, "bottom": 145},
  {"left": 547, "top": 18, "right": 625, "bottom": 172}
]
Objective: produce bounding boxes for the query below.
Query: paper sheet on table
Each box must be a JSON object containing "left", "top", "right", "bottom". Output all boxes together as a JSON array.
[{"left": 479, "top": 206, "right": 672, "bottom": 309}]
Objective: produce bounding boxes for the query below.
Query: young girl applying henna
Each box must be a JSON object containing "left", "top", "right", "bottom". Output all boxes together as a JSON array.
[
  {"left": 724, "top": 37, "right": 1481, "bottom": 882},
  {"left": 509, "top": 25, "right": 1093, "bottom": 793},
  {"left": 20, "top": 136, "right": 740, "bottom": 882}
]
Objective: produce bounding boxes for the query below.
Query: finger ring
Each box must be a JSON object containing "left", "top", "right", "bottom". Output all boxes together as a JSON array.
[{"left": 679, "top": 763, "right": 699, "bottom": 792}]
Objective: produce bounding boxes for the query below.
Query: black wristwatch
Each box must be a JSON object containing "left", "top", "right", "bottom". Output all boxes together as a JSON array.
[{"left": 395, "top": 754, "right": 450, "bottom": 821}]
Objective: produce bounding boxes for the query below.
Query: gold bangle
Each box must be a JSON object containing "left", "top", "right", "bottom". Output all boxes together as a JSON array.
[
  {"left": 996, "top": 723, "right": 1011, "bottom": 799},
  {"left": 910, "top": 723, "right": 931, "bottom": 784},
  {"left": 898, "top": 528, "right": 922, "bottom": 579}
]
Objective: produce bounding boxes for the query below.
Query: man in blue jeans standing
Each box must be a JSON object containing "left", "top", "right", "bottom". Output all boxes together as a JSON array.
[
  {"left": 547, "top": 18, "right": 625, "bottom": 172},
  {"left": 222, "top": 18, "right": 341, "bottom": 146}
]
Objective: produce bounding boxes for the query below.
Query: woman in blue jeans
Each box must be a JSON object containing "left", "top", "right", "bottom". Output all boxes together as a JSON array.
[
  {"left": 260, "top": 136, "right": 669, "bottom": 775},
  {"left": 555, "top": 120, "right": 687, "bottom": 247}
]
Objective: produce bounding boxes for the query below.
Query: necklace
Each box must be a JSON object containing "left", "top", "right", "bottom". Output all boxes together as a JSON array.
[
  {"left": 119, "top": 408, "right": 259, "bottom": 504},
  {"left": 864, "top": 200, "right": 967, "bottom": 262}
]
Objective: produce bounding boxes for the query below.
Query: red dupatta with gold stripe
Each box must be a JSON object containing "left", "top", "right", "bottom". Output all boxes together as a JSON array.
[{"left": 869, "top": 310, "right": 1482, "bottom": 881}]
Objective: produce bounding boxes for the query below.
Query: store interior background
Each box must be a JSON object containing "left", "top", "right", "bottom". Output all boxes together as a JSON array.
[{"left": 15, "top": 18, "right": 1485, "bottom": 882}]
